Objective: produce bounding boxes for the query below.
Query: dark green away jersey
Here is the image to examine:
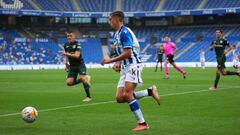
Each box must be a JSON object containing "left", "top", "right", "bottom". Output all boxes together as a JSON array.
[
  {"left": 63, "top": 41, "right": 85, "bottom": 66},
  {"left": 157, "top": 49, "right": 164, "bottom": 55},
  {"left": 157, "top": 49, "right": 164, "bottom": 58},
  {"left": 210, "top": 37, "right": 230, "bottom": 57}
]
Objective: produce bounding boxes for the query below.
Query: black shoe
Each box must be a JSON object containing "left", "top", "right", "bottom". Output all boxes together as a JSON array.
[{"left": 183, "top": 72, "right": 187, "bottom": 79}]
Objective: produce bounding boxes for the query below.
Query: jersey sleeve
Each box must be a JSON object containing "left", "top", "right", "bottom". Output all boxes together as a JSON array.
[
  {"left": 120, "top": 29, "right": 133, "bottom": 49},
  {"left": 75, "top": 43, "right": 81, "bottom": 51},
  {"left": 210, "top": 41, "right": 215, "bottom": 46},
  {"left": 162, "top": 44, "right": 166, "bottom": 50},
  {"left": 224, "top": 39, "right": 230, "bottom": 47},
  {"left": 210, "top": 41, "right": 215, "bottom": 51},
  {"left": 172, "top": 43, "right": 176, "bottom": 49},
  {"left": 63, "top": 43, "right": 67, "bottom": 51}
]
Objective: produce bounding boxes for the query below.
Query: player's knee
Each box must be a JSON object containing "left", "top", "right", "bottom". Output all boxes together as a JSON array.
[
  {"left": 66, "top": 83, "right": 73, "bottom": 86},
  {"left": 115, "top": 96, "right": 125, "bottom": 103},
  {"left": 220, "top": 70, "right": 226, "bottom": 75},
  {"left": 80, "top": 77, "right": 87, "bottom": 83},
  {"left": 124, "top": 93, "right": 134, "bottom": 102},
  {"left": 66, "top": 80, "right": 74, "bottom": 86}
]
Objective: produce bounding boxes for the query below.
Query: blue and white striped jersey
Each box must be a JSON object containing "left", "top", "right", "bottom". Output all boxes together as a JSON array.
[{"left": 113, "top": 25, "right": 141, "bottom": 66}]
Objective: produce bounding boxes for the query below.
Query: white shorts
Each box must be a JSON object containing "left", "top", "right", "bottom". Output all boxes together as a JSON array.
[
  {"left": 200, "top": 58, "right": 205, "bottom": 63},
  {"left": 117, "top": 64, "right": 143, "bottom": 88},
  {"left": 233, "top": 59, "right": 239, "bottom": 66}
]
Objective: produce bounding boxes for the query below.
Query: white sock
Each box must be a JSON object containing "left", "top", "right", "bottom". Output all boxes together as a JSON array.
[
  {"left": 134, "top": 89, "right": 148, "bottom": 99},
  {"left": 129, "top": 99, "right": 145, "bottom": 123},
  {"left": 133, "top": 109, "right": 145, "bottom": 123}
]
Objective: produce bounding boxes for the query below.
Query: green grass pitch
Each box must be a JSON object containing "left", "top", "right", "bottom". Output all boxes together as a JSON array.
[{"left": 0, "top": 67, "right": 239, "bottom": 135}]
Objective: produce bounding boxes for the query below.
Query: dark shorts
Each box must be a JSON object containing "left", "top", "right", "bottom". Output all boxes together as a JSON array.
[
  {"left": 67, "top": 64, "right": 87, "bottom": 79},
  {"left": 157, "top": 59, "right": 162, "bottom": 63},
  {"left": 166, "top": 54, "right": 174, "bottom": 63},
  {"left": 217, "top": 56, "right": 226, "bottom": 69},
  {"left": 157, "top": 55, "right": 163, "bottom": 63}
]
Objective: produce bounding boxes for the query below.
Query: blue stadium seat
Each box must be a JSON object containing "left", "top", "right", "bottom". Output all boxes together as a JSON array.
[
  {"left": 162, "top": 0, "right": 202, "bottom": 10},
  {"left": 122, "top": 0, "right": 159, "bottom": 12},
  {"left": 204, "top": 0, "right": 240, "bottom": 9}
]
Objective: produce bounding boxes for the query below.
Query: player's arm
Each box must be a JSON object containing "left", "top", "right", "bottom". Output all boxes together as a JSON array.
[
  {"left": 65, "top": 51, "right": 80, "bottom": 59},
  {"left": 110, "top": 48, "right": 118, "bottom": 58},
  {"left": 59, "top": 50, "right": 80, "bottom": 59},
  {"left": 224, "top": 40, "right": 232, "bottom": 55},
  {"left": 59, "top": 43, "right": 81, "bottom": 59},
  {"left": 61, "top": 44, "right": 70, "bottom": 70},
  {"left": 209, "top": 41, "right": 216, "bottom": 50},
  {"left": 101, "top": 29, "right": 133, "bottom": 65},
  {"left": 224, "top": 47, "right": 233, "bottom": 55},
  {"left": 64, "top": 56, "right": 70, "bottom": 70},
  {"left": 173, "top": 44, "right": 177, "bottom": 53},
  {"left": 160, "top": 45, "right": 164, "bottom": 52},
  {"left": 101, "top": 48, "right": 132, "bottom": 65},
  {"left": 112, "top": 61, "right": 121, "bottom": 72}
]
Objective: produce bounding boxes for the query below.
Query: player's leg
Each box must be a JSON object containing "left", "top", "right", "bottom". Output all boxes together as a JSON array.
[
  {"left": 203, "top": 59, "right": 206, "bottom": 69},
  {"left": 171, "top": 62, "right": 185, "bottom": 74},
  {"left": 210, "top": 68, "right": 221, "bottom": 90},
  {"left": 160, "top": 58, "right": 163, "bottom": 72},
  {"left": 133, "top": 85, "right": 160, "bottom": 105},
  {"left": 123, "top": 65, "right": 149, "bottom": 131},
  {"left": 115, "top": 69, "right": 127, "bottom": 103},
  {"left": 201, "top": 59, "right": 205, "bottom": 69},
  {"left": 124, "top": 82, "right": 149, "bottom": 131},
  {"left": 164, "top": 60, "right": 169, "bottom": 78},
  {"left": 201, "top": 61, "right": 204, "bottom": 69},
  {"left": 210, "top": 59, "right": 222, "bottom": 90},
  {"left": 132, "top": 65, "right": 160, "bottom": 103},
  {"left": 116, "top": 83, "right": 160, "bottom": 104},
  {"left": 221, "top": 68, "right": 239, "bottom": 76},
  {"left": 220, "top": 57, "right": 239, "bottom": 76},
  {"left": 155, "top": 60, "right": 159, "bottom": 72},
  {"left": 78, "top": 65, "right": 91, "bottom": 102},
  {"left": 66, "top": 66, "right": 80, "bottom": 86},
  {"left": 79, "top": 75, "right": 91, "bottom": 101},
  {"left": 233, "top": 59, "right": 237, "bottom": 69},
  {"left": 66, "top": 77, "right": 75, "bottom": 86},
  {"left": 116, "top": 87, "right": 126, "bottom": 103},
  {"left": 171, "top": 61, "right": 186, "bottom": 79}
]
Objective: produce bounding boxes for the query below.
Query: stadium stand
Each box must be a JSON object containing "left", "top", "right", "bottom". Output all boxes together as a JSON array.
[
  {"left": 204, "top": 0, "right": 240, "bottom": 9},
  {"left": 2, "top": 0, "right": 240, "bottom": 11},
  {"left": 122, "top": 0, "right": 159, "bottom": 12},
  {"left": 78, "top": 0, "right": 116, "bottom": 12},
  {"left": 161, "top": 0, "right": 202, "bottom": 11},
  {"left": 1, "top": 24, "right": 240, "bottom": 64},
  {"left": 0, "top": 0, "right": 240, "bottom": 65}
]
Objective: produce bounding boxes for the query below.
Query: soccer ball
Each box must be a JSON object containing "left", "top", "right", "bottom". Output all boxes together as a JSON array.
[{"left": 21, "top": 106, "right": 38, "bottom": 123}]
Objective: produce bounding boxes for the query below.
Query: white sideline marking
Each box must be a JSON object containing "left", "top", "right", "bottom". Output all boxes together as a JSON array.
[{"left": 0, "top": 86, "right": 239, "bottom": 118}]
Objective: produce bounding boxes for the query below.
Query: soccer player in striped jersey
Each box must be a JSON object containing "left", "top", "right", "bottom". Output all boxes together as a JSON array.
[{"left": 101, "top": 11, "right": 160, "bottom": 131}]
